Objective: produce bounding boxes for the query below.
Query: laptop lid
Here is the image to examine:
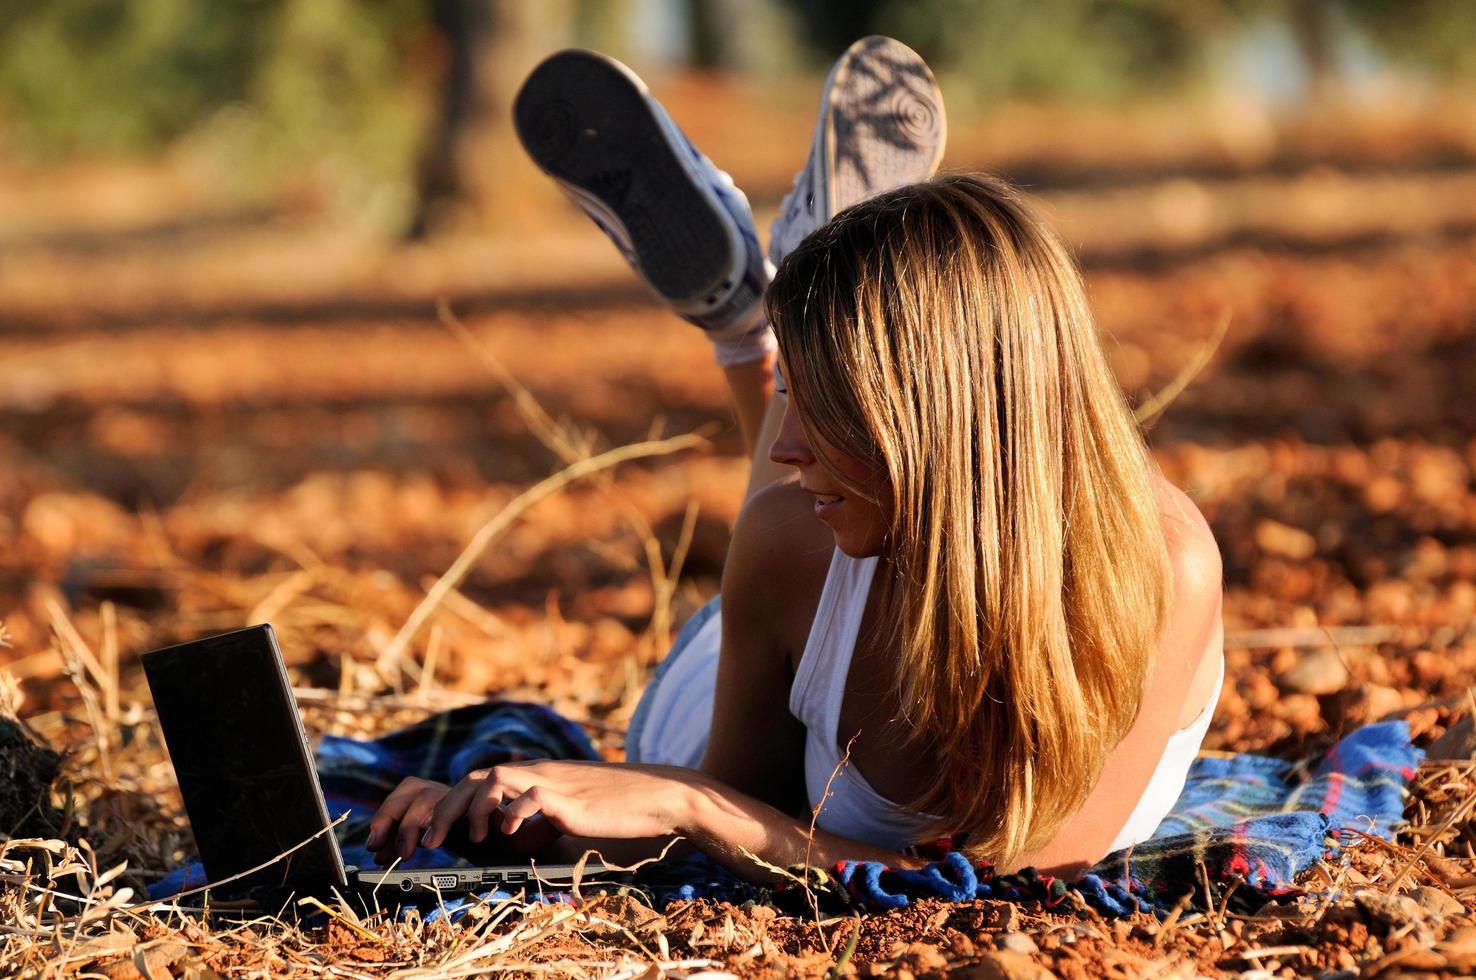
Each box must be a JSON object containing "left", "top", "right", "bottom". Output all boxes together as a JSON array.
[{"left": 143, "top": 625, "right": 349, "bottom": 894}]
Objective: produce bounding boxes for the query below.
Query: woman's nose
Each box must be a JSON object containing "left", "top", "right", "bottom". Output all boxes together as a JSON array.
[{"left": 768, "top": 397, "right": 815, "bottom": 468}]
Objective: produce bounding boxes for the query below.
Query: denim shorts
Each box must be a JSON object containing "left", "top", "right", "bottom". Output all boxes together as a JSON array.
[{"left": 625, "top": 594, "right": 722, "bottom": 764}]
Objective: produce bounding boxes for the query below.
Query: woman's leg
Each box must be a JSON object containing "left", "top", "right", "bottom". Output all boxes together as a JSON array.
[
  {"left": 736, "top": 36, "right": 949, "bottom": 506},
  {"left": 514, "top": 50, "right": 774, "bottom": 373},
  {"left": 739, "top": 380, "right": 790, "bottom": 504},
  {"left": 722, "top": 355, "right": 775, "bottom": 458},
  {"left": 513, "top": 42, "right": 945, "bottom": 506}
]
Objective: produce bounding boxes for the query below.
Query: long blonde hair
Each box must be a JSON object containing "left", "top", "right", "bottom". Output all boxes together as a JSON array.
[{"left": 765, "top": 173, "right": 1172, "bottom": 867}]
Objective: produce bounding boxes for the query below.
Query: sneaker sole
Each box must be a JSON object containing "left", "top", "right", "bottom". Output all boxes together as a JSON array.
[
  {"left": 822, "top": 36, "right": 947, "bottom": 215},
  {"left": 513, "top": 50, "right": 740, "bottom": 307}
]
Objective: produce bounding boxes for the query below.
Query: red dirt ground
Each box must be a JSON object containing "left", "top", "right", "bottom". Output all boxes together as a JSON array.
[{"left": 5, "top": 87, "right": 1476, "bottom": 977}]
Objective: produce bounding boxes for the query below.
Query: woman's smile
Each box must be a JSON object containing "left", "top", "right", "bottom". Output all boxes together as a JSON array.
[{"left": 806, "top": 486, "right": 846, "bottom": 519}]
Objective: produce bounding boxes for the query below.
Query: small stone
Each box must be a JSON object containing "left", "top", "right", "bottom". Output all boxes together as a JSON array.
[
  {"left": 1363, "top": 683, "right": 1407, "bottom": 720},
  {"left": 1354, "top": 888, "right": 1424, "bottom": 926},
  {"left": 1275, "top": 646, "right": 1350, "bottom": 696},
  {"left": 1408, "top": 885, "right": 1464, "bottom": 918},
  {"left": 1255, "top": 519, "right": 1317, "bottom": 559},
  {"left": 895, "top": 942, "right": 948, "bottom": 973},
  {"left": 1428, "top": 716, "right": 1476, "bottom": 761},
  {"left": 947, "top": 933, "right": 977, "bottom": 958},
  {"left": 99, "top": 942, "right": 189, "bottom": 980},
  {"left": 996, "top": 932, "right": 1039, "bottom": 955},
  {"left": 1439, "top": 925, "right": 1476, "bottom": 969},
  {"left": 587, "top": 892, "right": 662, "bottom": 934},
  {"left": 980, "top": 901, "right": 1019, "bottom": 931},
  {"left": 957, "top": 950, "right": 1055, "bottom": 980}
]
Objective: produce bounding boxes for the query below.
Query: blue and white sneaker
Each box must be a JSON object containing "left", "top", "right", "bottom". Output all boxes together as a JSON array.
[
  {"left": 769, "top": 36, "right": 947, "bottom": 266},
  {"left": 514, "top": 49, "right": 773, "bottom": 365}
]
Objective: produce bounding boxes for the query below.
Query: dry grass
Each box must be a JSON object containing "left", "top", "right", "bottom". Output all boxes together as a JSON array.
[
  {"left": 7, "top": 108, "right": 1476, "bottom": 974},
  {"left": 6, "top": 423, "right": 1476, "bottom": 977}
]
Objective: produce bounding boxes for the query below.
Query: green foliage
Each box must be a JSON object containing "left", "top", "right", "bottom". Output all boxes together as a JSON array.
[
  {"left": 1343, "top": 0, "right": 1476, "bottom": 79},
  {"left": 780, "top": 0, "right": 1233, "bottom": 100},
  {"left": 2, "top": 0, "right": 1472, "bottom": 169},
  {"left": 0, "top": 0, "right": 422, "bottom": 208},
  {"left": 778, "top": 0, "right": 1476, "bottom": 102},
  {"left": 0, "top": 0, "right": 427, "bottom": 223},
  {"left": 886, "top": 0, "right": 1216, "bottom": 100},
  {"left": 227, "top": 0, "right": 422, "bottom": 219},
  {"left": 0, "top": 0, "right": 261, "bottom": 155}
]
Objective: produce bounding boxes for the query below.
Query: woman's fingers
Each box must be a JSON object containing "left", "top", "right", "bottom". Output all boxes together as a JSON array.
[
  {"left": 423, "top": 772, "right": 493, "bottom": 848},
  {"left": 421, "top": 764, "right": 541, "bottom": 847},
  {"left": 465, "top": 765, "right": 541, "bottom": 841},
  {"left": 395, "top": 792, "right": 437, "bottom": 859},
  {"left": 366, "top": 777, "right": 438, "bottom": 852},
  {"left": 464, "top": 777, "right": 506, "bottom": 843},
  {"left": 367, "top": 763, "right": 589, "bottom": 863},
  {"left": 500, "top": 785, "right": 567, "bottom": 837}
]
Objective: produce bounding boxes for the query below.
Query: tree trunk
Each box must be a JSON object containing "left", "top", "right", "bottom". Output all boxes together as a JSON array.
[
  {"left": 408, "top": 0, "right": 573, "bottom": 239},
  {"left": 1289, "top": 0, "right": 1338, "bottom": 103}
]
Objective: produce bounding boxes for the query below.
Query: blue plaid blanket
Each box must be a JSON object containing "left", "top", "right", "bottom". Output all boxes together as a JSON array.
[{"left": 150, "top": 702, "right": 1421, "bottom": 917}]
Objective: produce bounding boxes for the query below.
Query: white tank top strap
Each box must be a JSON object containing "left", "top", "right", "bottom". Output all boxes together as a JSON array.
[
  {"left": 1105, "top": 646, "right": 1226, "bottom": 852},
  {"left": 788, "top": 548, "right": 878, "bottom": 735}
]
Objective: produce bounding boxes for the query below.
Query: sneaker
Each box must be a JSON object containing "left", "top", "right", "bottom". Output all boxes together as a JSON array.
[
  {"left": 769, "top": 35, "right": 947, "bottom": 265},
  {"left": 513, "top": 49, "right": 771, "bottom": 356}
]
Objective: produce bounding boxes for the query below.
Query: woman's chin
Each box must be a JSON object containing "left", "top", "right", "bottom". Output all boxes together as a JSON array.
[{"left": 826, "top": 524, "right": 887, "bottom": 560}]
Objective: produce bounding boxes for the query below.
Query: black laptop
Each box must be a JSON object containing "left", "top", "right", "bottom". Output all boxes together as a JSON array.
[{"left": 143, "top": 624, "right": 594, "bottom": 902}]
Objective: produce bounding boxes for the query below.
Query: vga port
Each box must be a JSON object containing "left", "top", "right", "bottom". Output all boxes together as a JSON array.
[{"left": 431, "top": 873, "right": 460, "bottom": 890}]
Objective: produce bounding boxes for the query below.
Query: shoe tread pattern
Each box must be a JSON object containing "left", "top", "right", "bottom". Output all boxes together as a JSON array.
[
  {"left": 514, "top": 51, "right": 734, "bottom": 305},
  {"left": 828, "top": 36, "right": 946, "bottom": 215}
]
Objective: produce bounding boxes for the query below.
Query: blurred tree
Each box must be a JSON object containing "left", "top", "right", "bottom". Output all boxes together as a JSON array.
[
  {"left": 685, "top": 0, "right": 735, "bottom": 69},
  {"left": 0, "top": 0, "right": 258, "bottom": 155},
  {"left": 1343, "top": 0, "right": 1476, "bottom": 79},
  {"left": 407, "top": 0, "right": 573, "bottom": 239},
  {"left": 777, "top": 0, "right": 1254, "bottom": 101},
  {"left": 1289, "top": 0, "right": 1337, "bottom": 98},
  {"left": 778, "top": 0, "right": 891, "bottom": 60},
  {"left": 0, "top": 0, "right": 428, "bottom": 223}
]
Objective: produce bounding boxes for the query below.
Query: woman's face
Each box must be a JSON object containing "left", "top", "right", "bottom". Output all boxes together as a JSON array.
[{"left": 768, "top": 372, "right": 890, "bottom": 558}]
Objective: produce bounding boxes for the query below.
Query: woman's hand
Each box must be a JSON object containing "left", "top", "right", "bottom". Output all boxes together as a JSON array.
[
  {"left": 365, "top": 776, "right": 453, "bottom": 865},
  {"left": 366, "top": 762, "right": 703, "bottom": 864},
  {"left": 424, "top": 761, "right": 699, "bottom": 848}
]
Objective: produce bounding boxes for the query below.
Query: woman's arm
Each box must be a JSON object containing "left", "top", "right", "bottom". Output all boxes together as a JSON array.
[
  {"left": 371, "top": 758, "right": 915, "bottom": 881},
  {"left": 696, "top": 477, "right": 830, "bottom": 812},
  {"left": 366, "top": 482, "right": 889, "bottom": 879},
  {"left": 679, "top": 768, "right": 920, "bottom": 876}
]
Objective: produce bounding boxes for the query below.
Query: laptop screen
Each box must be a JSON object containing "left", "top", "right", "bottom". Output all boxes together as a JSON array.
[{"left": 143, "top": 625, "right": 348, "bottom": 893}]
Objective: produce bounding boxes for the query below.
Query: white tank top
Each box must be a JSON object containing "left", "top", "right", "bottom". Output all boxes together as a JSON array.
[{"left": 789, "top": 549, "right": 1225, "bottom": 854}]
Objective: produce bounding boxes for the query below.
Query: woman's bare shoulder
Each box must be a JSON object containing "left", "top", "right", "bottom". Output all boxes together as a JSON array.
[
  {"left": 1152, "top": 474, "right": 1225, "bottom": 726},
  {"left": 723, "top": 477, "right": 835, "bottom": 653},
  {"left": 1155, "top": 475, "right": 1223, "bottom": 612}
]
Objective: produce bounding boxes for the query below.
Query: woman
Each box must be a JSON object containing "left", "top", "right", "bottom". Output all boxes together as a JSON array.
[{"left": 366, "top": 39, "right": 1225, "bottom": 880}]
